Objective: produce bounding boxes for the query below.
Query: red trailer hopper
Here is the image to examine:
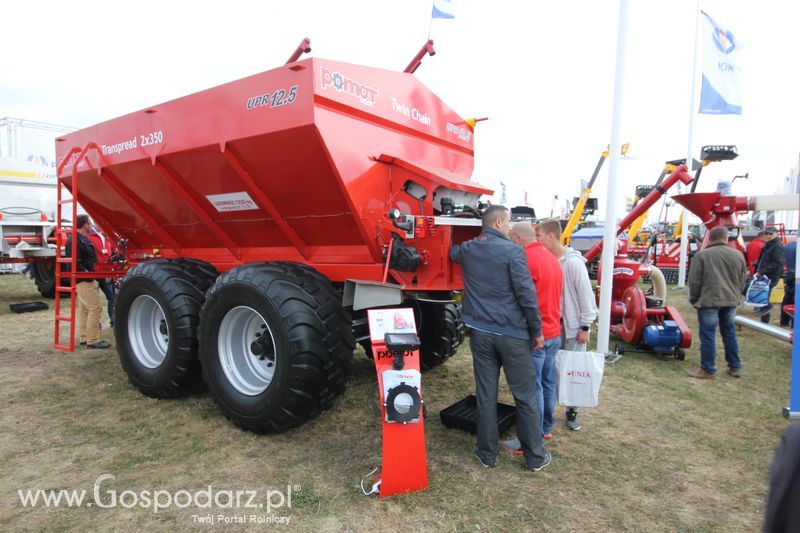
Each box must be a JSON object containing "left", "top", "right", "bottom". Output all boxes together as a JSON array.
[
  {"left": 55, "top": 49, "right": 491, "bottom": 433},
  {"left": 57, "top": 56, "right": 489, "bottom": 283}
]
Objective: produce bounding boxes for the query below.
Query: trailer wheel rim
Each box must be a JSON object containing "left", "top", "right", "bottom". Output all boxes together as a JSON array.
[
  {"left": 128, "top": 295, "right": 169, "bottom": 369},
  {"left": 218, "top": 306, "right": 276, "bottom": 396}
]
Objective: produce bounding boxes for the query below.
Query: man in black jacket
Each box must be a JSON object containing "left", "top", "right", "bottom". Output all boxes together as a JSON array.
[
  {"left": 65, "top": 215, "right": 111, "bottom": 349},
  {"left": 450, "top": 205, "right": 550, "bottom": 471},
  {"left": 780, "top": 239, "right": 796, "bottom": 327},
  {"left": 755, "top": 229, "right": 785, "bottom": 324}
]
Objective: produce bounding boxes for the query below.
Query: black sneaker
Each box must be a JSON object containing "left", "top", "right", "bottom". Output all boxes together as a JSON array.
[
  {"left": 566, "top": 408, "right": 581, "bottom": 431},
  {"left": 87, "top": 340, "right": 111, "bottom": 349},
  {"left": 473, "top": 448, "right": 496, "bottom": 468},
  {"left": 525, "top": 451, "right": 552, "bottom": 472}
]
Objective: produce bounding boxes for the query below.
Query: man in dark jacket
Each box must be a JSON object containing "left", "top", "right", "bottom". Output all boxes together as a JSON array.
[
  {"left": 780, "top": 239, "right": 796, "bottom": 327},
  {"left": 763, "top": 423, "right": 800, "bottom": 532},
  {"left": 450, "top": 205, "right": 550, "bottom": 471},
  {"left": 687, "top": 226, "right": 748, "bottom": 379},
  {"left": 755, "top": 229, "right": 786, "bottom": 324},
  {"left": 65, "top": 214, "right": 111, "bottom": 349}
]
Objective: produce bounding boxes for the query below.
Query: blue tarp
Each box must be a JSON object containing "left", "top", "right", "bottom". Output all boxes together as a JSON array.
[{"left": 569, "top": 227, "right": 606, "bottom": 240}]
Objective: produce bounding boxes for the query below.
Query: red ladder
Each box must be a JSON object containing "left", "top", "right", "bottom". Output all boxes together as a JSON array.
[{"left": 53, "top": 143, "right": 102, "bottom": 351}]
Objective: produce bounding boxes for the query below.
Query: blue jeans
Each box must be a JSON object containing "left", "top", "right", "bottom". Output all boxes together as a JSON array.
[
  {"left": 533, "top": 337, "right": 561, "bottom": 435},
  {"left": 98, "top": 279, "right": 115, "bottom": 323},
  {"left": 697, "top": 306, "right": 741, "bottom": 374},
  {"left": 758, "top": 277, "right": 779, "bottom": 324}
]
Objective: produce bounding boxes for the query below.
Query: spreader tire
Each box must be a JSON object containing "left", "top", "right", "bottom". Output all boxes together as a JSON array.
[
  {"left": 198, "top": 262, "right": 353, "bottom": 433},
  {"left": 31, "top": 261, "right": 56, "bottom": 298},
  {"left": 418, "top": 301, "right": 463, "bottom": 370},
  {"left": 114, "top": 259, "right": 217, "bottom": 398}
]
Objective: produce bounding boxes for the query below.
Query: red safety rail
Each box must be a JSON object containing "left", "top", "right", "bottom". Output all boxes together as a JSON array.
[{"left": 54, "top": 143, "right": 126, "bottom": 351}]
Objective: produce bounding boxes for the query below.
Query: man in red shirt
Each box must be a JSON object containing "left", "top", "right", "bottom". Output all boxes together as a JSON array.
[
  {"left": 745, "top": 232, "right": 765, "bottom": 276},
  {"left": 86, "top": 221, "right": 115, "bottom": 326},
  {"left": 507, "top": 222, "right": 563, "bottom": 440}
]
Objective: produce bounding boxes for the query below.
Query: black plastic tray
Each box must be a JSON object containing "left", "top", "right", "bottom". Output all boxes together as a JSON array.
[
  {"left": 9, "top": 301, "right": 48, "bottom": 314},
  {"left": 439, "top": 394, "right": 517, "bottom": 435}
]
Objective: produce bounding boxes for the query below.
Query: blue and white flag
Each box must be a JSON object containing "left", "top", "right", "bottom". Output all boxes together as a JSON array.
[
  {"left": 432, "top": 0, "right": 455, "bottom": 19},
  {"left": 699, "top": 11, "right": 742, "bottom": 115}
]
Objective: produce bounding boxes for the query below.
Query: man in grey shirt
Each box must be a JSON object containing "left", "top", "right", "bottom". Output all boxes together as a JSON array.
[
  {"left": 450, "top": 205, "right": 551, "bottom": 471},
  {"left": 536, "top": 218, "right": 597, "bottom": 431}
]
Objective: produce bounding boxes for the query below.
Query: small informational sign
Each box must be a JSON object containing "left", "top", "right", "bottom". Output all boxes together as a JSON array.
[
  {"left": 367, "top": 308, "right": 417, "bottom": 342},
  {"left": 365, "top": 306, "right": 427, "bottom": 498},
  {"left": 205, "top": 191, "right": 258, "bottom": 212}
]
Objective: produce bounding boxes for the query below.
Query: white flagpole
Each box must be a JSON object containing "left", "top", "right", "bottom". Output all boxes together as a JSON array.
[
  {"left": 597, "top": 0, "right": 630, "bottom": 355},
  {"left": 677, "top": 2, "right": 701, "bottom": 289}
]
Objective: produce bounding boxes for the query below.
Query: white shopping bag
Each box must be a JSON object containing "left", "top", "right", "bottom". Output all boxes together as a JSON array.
[{"left": 555, "top": 350, "right": 605, "bottom": 408}]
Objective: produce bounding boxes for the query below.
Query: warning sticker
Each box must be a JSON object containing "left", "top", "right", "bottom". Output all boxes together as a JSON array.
[{"left": 205, "top": 192, "right": 258, "bottom": 212}]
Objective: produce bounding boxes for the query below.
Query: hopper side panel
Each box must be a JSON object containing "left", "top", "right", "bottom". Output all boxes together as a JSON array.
[
  {"left": 100, "top": 159, "right": 223, "bottom": 248},
  {"left": 314, "top": 107, "right": 476, "bottom": 225},
  {"left": 312, "top": 59, "right": 475, "bottom": 155},
  {"left": 227, "top": 125, "right": 365, "bottom": 248},
  {"left": 63, "top": 170, "right": 164, "bottom": 248},
  {"left": 158, "top": 147, "right": 294, "bottom": 249},
  {"left": 56, "top": 63, "right": 315, "bottom": 175}
]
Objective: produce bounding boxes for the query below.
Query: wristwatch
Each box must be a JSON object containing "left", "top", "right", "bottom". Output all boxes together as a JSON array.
[{"left": 580, "top": 325, "right": 590, "bottom": 332}]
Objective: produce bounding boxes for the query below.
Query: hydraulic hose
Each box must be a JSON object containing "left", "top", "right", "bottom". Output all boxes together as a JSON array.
[{"left": 648, "top": 265, "right": 667, "bottom": 303}]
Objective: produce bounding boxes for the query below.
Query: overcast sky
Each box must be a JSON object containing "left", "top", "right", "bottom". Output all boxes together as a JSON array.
[{"left": 2, "top": 0, "right": 798, "bottom": 223}]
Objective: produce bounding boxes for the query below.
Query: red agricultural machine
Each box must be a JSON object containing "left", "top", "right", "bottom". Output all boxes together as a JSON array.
[
  {"left": 672, "top": 190, "right": 799, "bottom": 346},
  {"left": 627, "top": 147, "right": 738, "bottom": 283},
  {"left": 54, "top": 41, "right": 490, "bottom": 433},
  {"left": 672, "top": 192, "right": 798, "bottom": 252},
  {"left": 584, "top": 166, "right": 694, "bottom": 358}
]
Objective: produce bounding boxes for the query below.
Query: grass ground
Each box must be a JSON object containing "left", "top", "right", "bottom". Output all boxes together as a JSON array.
[{"left": 0, "top": 273, "right": 795, "bottom": 531}]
